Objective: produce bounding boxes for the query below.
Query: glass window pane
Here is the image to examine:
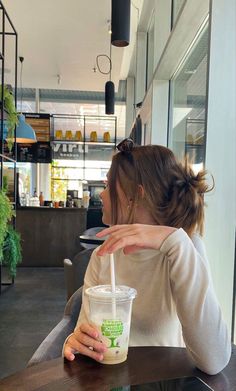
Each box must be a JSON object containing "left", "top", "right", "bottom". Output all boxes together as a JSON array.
[
  {"left": 146, "top": 13, "right": 155, "bottom": 88},
  {"left": 168, "top": 23, "right": 209, "bottom": 172},
  {"left": 172, "top": 0, "right": 186, "bottom": 26},
  {"left": 17, "top": 100, "right": 36, "bottom": 113}
]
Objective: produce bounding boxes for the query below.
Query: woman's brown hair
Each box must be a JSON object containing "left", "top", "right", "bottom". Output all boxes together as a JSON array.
[{"left": 108, "top": 144, "right": 213, "bottom": 236}]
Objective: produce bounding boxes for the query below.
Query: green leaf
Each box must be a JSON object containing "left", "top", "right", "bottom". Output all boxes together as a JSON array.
[
  {"left": 2, "top": 225, "right": 22, "bottom": 278},
  {"left": 0, "top": 85, "right": 18, "bottom": 151},
  {"left": 0, "top": 189, "right": 14, "bottom": 261}
]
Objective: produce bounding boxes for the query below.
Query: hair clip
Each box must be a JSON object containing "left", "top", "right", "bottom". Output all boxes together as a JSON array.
[{"left": 116, "top": 138, "right": 134, "bottom": 152}]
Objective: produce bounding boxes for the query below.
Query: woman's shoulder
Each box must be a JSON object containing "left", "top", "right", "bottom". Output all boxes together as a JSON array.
[
  {"left": 191, "top": 232, "right": 205, "bottom": 249},
  {"left": 191, "top": 232, "right": 208, "bottom": 263}
]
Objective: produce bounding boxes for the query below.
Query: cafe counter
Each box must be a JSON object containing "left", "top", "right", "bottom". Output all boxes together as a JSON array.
[{"left": 16, "top": 207, "right": 87, "bottom": 267}]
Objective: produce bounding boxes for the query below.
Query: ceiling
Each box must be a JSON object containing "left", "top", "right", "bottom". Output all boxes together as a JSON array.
[{"left": 2, "top": 0, "right": 143, "bottom": 92}]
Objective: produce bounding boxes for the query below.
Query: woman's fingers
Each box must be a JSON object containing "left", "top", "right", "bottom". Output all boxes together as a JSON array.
[
  {"left": 64, "top": 345, "right": 76, "bottom": 361},
  {"left": 97, "top": 232, "right": 138, "bottom": 256},
  {"left": 123, "top": 244, "right": 141, "bottom": 254},
  {"left": 64, "top": 323, "right": 107, "bottom": 362},
  {"left": 96, "top": 225, "right": 130, "bottom": 237},
  {"left": 79, "top": 323, "right": 99, "bottom": 339},
  {"left": 74, "top": 327, "right": 106, "bottom": 353},
  {"left": 96, "top": 224, "right": 177, "bottom": 256},
  {"left": 96, "top": 224, "right": 146, "bottom": 256},
  {"left": 65, "top": 337, "right": 105, "bottom": 362}
]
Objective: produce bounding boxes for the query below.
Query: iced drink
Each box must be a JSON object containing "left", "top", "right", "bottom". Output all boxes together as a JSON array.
[{"left": 86, "top": 285, "right": 137, "bottom": 364}]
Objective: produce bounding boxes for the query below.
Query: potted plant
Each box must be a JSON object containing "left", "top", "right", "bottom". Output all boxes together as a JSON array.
[
  {"left": 0, "top": 84, "right": 18, "bottom": 151},
  {"left": 0, "top": 188, "right": 22, "bottom": 278}
]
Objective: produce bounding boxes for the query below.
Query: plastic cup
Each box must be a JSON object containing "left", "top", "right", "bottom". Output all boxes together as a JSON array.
[{"left": 86, "top": 285, "right": 137, "bottom": 365}]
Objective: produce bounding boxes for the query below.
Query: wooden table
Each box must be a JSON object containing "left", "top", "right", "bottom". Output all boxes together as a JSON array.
[
  {"left": 79, "top": 233, "right": 106, "bottom": 249},
  {"left": 0, "top": 346, "right": 235, "bottom": 390},
  {"left": 79, "top": 234, "right": 104, "bottom": 247}
]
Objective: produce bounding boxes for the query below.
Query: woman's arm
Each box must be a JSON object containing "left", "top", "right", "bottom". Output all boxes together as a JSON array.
[
  {"left": 96, "top": 224, "right": 176, "bottom": 255},
  {"left": 160, "top": 229, "right": 231, "bottom": 375},
  {"left": 97, "top": 225, "right": 231, "bottom": 374}
]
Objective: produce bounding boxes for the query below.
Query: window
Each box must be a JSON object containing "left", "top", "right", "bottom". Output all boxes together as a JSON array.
[
  {"left": 168, "top": 21, "right": 209, "bottom": 173},
  {"left": 172, "top": 0, "right": 186, "bottom": 26},
  {"left": 17, "top": 100, "right": 35, "bottom": 113},
  {"left": 146, "top": 12, "right": 155, "bottom": 89}
]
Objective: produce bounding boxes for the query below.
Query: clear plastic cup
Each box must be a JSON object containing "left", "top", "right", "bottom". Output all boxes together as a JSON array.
[{"left": 86, "top": 285, "right": 137, "bottom": 365}]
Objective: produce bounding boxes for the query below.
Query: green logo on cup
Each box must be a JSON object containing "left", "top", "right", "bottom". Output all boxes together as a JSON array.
[{"left": 101, "top": 320, "right": 123, "bottom": 348}]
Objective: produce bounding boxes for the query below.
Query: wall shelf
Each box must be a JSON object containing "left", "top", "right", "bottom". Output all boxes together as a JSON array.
[{"left": 50, "top": 114, "right": 117, "bottom": 200}]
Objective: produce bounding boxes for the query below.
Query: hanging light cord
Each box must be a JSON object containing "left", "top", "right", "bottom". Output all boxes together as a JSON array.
[
  {"left": 96, "top": 54, "right": 112, "bottom": 76},
  {"left": 19, "top": 56, "right": 24, "bottom": 113},
  {"left": 109, "top": 44, "right": 112, "bottom": 81}
]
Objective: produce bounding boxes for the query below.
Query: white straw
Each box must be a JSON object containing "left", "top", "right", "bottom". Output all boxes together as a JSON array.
[{"left": 110, "top": 253, "right": 116, "bottom": 318}]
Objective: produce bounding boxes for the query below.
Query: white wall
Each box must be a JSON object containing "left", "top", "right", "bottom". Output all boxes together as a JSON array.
[
  {"left": 135, "top": 31, "right": 147, "bottom": 105},
  {"left": 125, "top": 77, "right": 135, "bottom": 136},
  {"left": 153, "top": 0, "right": 172, "bottom": 69},
  {"left": 204, "top": 0, "right": 236, "bottom": 333}
]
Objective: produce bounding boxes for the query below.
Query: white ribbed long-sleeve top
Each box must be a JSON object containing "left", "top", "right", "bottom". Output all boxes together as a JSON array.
[{"left": 76, "top": 228, "right": 231, "bottom": 375}]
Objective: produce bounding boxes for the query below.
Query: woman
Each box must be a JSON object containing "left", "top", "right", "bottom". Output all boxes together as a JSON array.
[{"left": 64, "top": 139, "right": 231, "bottom": 375}]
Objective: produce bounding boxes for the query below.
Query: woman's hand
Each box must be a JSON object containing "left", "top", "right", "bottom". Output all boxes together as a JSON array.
[
  {"left": 64, "top": 323, "right": 107, "bottom": 362},
  {"left": 96, "top": 224, "right": 177, "bottom": 256}
]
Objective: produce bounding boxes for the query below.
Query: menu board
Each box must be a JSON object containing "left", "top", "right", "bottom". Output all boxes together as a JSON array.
[
  {"left": 25, "top": 113, "right": 50, "bottom": 141},
  {"left": 17, "top": 113, "right": 52, "bottom": 163},
  {"left": 17, "top": 142, "right": 52, "bottom": 163}
]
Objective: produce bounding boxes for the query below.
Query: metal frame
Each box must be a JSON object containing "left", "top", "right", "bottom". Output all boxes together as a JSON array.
[
  {"left": 0, "top": 1, "right": 18, "bottom": 294},
  {"left": 51, "top": 114, "right": 117, "bottom": 197}
]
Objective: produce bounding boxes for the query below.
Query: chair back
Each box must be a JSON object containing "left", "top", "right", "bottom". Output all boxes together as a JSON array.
[
  {"left": 63, "top": 248, "right": 93, "bottom": 300},
  {"left": 28, "top": 286, "right": 83, "bottom": 366}
]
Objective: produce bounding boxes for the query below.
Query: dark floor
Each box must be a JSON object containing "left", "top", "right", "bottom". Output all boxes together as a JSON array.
[{"left": 0, "top": 267, "right": 66, "bottom": 380}]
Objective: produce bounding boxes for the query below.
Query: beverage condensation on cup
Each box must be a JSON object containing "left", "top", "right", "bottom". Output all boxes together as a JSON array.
[{"left": 86, "top": 285, "right": 137, "bottom": 365}]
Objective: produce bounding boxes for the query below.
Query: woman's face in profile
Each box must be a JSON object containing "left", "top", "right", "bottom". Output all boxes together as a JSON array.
[
  {"left": 100, "top": 175, "right": 130, "bottom": 226},
  {"left": 100, "top": 183, "right": 112, "bottom": 226}
]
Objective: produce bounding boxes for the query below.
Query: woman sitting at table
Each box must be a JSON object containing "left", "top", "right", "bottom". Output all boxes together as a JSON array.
[{"left": 64, "top": 139, "right": 231, "bottom": 375}]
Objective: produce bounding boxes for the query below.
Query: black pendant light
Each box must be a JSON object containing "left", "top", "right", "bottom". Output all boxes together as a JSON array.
[
  {"left": 105, "top": 80, "right": 115, "bottom": 115},
  {"left": 111, "top": 0, "right": 131, "bottom": 47}
]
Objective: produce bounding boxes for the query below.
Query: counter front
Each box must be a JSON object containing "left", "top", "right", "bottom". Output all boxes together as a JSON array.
[{"left": 16, "top": 207, "right": 87, "bottom": 266}]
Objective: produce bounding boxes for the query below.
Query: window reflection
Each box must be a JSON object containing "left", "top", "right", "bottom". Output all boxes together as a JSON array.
[{"left": 168, "top": 22, "right": 209, "bottom": 171}]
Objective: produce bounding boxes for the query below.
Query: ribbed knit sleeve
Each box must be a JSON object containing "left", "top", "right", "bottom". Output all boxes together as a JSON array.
[
  {"left": 75, "top": 248, "right": 101, "bottom": 329},
  {"left": 160, "top": 228, "right": 231, "bottom": 375}
]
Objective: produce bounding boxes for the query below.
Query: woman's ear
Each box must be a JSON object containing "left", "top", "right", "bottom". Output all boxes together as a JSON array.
[{"left": 138, "top": 184, "right": 145, "bottom": 199}]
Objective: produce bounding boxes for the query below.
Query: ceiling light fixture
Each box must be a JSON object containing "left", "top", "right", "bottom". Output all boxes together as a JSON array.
[
  {"left": 96, "top": 51, "right": 115, "bottom": 115},
  {"left": 111, "top": 0, "right": 131, "bottom": 47},
  {"left": 105, "top": 80, "right": 114, "bottom": 115},
  {"left": 105, "top": 44, "right": 114, "bottom": 115},
  {"left": 16, "top": 57, "right": 36, "bottom": 143}
]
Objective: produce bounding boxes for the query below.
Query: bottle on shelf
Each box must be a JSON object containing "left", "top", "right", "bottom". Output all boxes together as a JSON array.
[
  {"left": 82, "top": 190, "right": 90, "bottom": 208},
  {"left": 25, "top": 192, "right": 30, "bottom": 206},
  {"left": 39, "top": 191, "right": 44, "bottom": 206},
  {"left": 103, "top": 131, "right": 111, "bottom": 142},
  {"left": 75, "top": 130, "right": 83, "bottom": 141},
  {"left": 90, "top": 131, "right": 97, "bottom": 142}
]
